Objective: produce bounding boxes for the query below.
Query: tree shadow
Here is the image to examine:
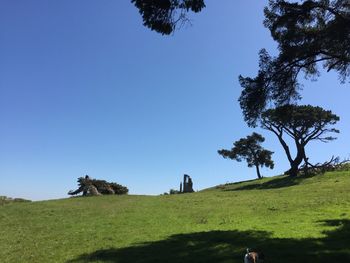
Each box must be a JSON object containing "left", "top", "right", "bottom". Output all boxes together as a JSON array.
[
  {"left": 67, "top": 219, "right": 350, "bottom": 263},
  {"left": 225, "top": 175, "right": 308, "bottom": 191}
]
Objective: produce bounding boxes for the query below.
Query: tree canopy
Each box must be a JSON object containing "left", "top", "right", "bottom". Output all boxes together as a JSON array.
[
  {"left": 132, "top": 0, "right": 205, "bottom": 35},
  {"left": 239, "top": 0, "right": 350, "bottom": 126},
  {"left": 132, "top": 1, "right": 349, "bottom": 122},
  {"left": 260, "top": 104, "right": 339, "bottom": 177},
  {"left": 218, "top": 132, "right": 274, "bottom": 179}
]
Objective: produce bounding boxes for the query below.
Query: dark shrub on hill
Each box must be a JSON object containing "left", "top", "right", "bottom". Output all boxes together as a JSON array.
[
  {"left": 68, "top": 176, "right": 128, "bottom": 196},
  {"left": 0, "top": 196, "right": 31, "bottom": 205},
  {"left": 169, "top": 189, "right": 180, "bottom": 195}
]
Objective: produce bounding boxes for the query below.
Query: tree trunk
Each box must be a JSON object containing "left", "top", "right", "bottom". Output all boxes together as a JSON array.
[
  {"left": 288, "top": 143, "right": 305, "bottom": 177},
  {"left": 269, "top": 129, "right": 307, "bottom": 178},
  {"left": 255, "top": 165, "right": 262, "bottom": 179},
  {"left": 289, "top": 163, "right": 299, "bottom": 177}
]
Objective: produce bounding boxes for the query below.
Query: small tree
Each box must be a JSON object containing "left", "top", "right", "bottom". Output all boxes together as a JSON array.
[
  {"left": 218, "top": 132, "right": 274, "bottom": 179},
  {"left": 260, "top": 104, "right": 340, "bottom": 177}
]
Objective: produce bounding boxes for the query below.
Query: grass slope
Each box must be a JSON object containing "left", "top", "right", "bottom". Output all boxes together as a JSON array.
[{"left": 1, "top": 171, "right": 350, "bottom": 263}]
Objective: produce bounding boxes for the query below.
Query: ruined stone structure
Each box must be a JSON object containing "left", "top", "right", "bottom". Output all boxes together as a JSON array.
[{"left": 180, "top": 174, "right": 194, "bottom": 193}]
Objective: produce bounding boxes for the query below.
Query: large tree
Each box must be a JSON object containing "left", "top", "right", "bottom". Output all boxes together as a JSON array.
[
  {"left": 239, "top": 0, "right": 350, "bottom": 125},
  {"left": 131, "top": 0, "right": 205, "bottom": 35},
  {"left": 218, "top": 132, "right": 274, "bottom": 179},
  {"left": 260, "top": 104, "right": 339, "bottom": 177}
]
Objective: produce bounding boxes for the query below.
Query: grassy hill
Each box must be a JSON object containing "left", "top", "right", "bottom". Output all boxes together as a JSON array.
[{"left": 1, "top": 171, "right": 350, "bottom": 263}]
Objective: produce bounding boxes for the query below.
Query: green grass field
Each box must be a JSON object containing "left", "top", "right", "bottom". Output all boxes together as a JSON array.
[{"left": 1, "top": 171, "right": 350, "bottom": 263}]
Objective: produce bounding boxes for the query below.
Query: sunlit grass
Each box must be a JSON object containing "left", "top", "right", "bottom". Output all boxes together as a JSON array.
[{"left": 1, "top": 171, "right": 350, "bottom": 262}]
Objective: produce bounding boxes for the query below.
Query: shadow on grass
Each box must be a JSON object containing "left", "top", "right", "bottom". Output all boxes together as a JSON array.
[
  {"left": 67, "top": 219, "right": 350, "bottom": 263},
  {"left": 225, "top": 175, "right": 309, "bottom": 191}
]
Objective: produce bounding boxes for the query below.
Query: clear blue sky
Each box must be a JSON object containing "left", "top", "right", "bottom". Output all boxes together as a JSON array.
[{"left": 1, "top": 1, "right": 349, "bottom": 201}]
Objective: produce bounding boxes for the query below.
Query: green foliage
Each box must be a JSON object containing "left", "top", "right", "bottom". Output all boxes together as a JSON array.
[
  {"left": 261, "top": 104, "right": 340, "bottom": 177},
  {"left": 239, "top": 0, "right": 350, "bottom": 125},
  {"left": 261, "top": 104, "right": 340, "bottom": 141},
  {"left": 239, "top": 49, "right": 301, "bottom": 127},
  {"left": 264, "top": 0, "right": 350, "bottom": 80},
  {"left": 131, "top": 0, "right": 205, "bottom": 35},
  {"left": 218, "top": 132, "right": 274, "bottom": 179},
  {"left": 1, "top": 171, "right": 350, "bottom": 262}
]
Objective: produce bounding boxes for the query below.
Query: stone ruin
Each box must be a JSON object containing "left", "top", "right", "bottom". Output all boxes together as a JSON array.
[
  {"left": 179, "top": 174, "right": 194, "bottom": 193},
  {"left": 68, "top": 175, "right": 128, "bottom": 197}
]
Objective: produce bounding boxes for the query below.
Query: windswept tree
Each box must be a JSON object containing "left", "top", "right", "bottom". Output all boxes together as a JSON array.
[
  {"left": 132, "top": 0, "right": 205, "bottom": 35},
  {"left": 239, "top": 0, "right": 350, "bottom": 125},
  {"left": 218, "top": 132, "right": 274, "bottom": 179},
  {"left": 68, "top": 175, "right": 129, "bottom": 196},
  {"left": 260, "top": 104, "right": 340, "bottom": 177}
]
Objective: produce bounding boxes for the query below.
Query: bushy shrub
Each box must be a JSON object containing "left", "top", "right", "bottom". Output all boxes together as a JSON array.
[
  {"left": 169, "top": 189, "right": 180, "bottom": 195},
  {"left": 109, "top": 182, "right": 129, "bottom": 195},
  {"left": 0, "top": 196, "right": 31, "bottom": 205}
]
